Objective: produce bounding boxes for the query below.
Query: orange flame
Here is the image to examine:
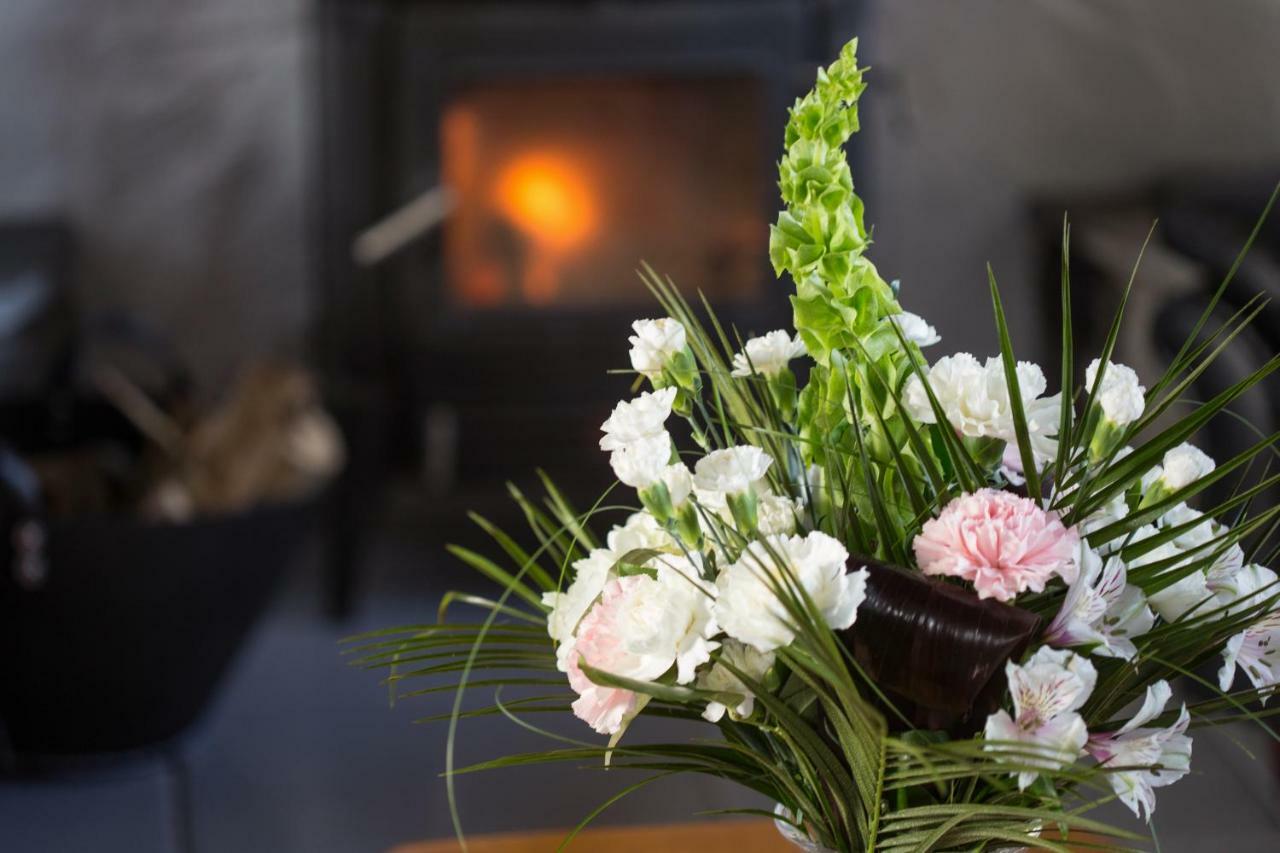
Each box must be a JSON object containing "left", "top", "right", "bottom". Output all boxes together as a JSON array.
[{"left": 494, "top": 152, "right": 597, "bottom": 250}]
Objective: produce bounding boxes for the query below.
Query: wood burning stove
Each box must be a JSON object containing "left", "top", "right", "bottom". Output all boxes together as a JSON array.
[{"left": 317, "top": 0, "right": 862, "bottom": 516}]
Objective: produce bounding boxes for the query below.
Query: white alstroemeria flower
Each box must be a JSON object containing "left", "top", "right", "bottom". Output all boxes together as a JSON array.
[
  {"left": 1214, "top": 564, "right": 1280, "bottom": 698},
  {"left": 998, "top": 443, "right": 1027, "bottom": 487},
  {"left": 1157, "top": 502, "right": 1216, "bottom": 550},
  {"left": 1152, "top": 503, "right": 1244, "bottom": 587},
  {"left": 1143, "top": 569, "right": 1212, "bottom": 624},
  {"left": 1207, "top": 541, "right": 1246, "bottom": 587},
  {"left": 1157, "top": 444, "right": 1215, "bottom": 492},
  {"left": 693, "top": 446, "right": 774, "bottom": 497},
  {"left": 1127, "top": 525, "right": 1213, "bottom": 623},
  {"left": 730, "top": 330, "right": 806, "bottom": 377},
  {"left": 543, "top": 548, "right": 617, "bottom": 643},
  {"left": 984, "top": 647, "right": 1097, "bottom": 790},
  {"left": 599, "top": 387, "right": 677, "bottom": 451},
  {"left": 1219, "top": 615, "right": 1280, "bottom": 700},
  {"left": 1045, "top": 546, "right": 1153, "bottom": 660},
  {"left": 902, "top": 353, "right": 1061, "bottom": 465},
  {"left": 628, "top": 318, "right": 687, "bottom": 381},
  {"left": 698, "top": 639, "right": 776, "bottom": 723},
  {"left": 1210, "top": 563, "right": 1278, "bottom": 616},
  {"left": 1085, "top": 359, "right": 1145, "bottom": 426},
  {"left": 609, "top": 432, "right": 673, "bottom": 489},
  {"left": 1051, "top": 460, "right": 1132, "bottom": 544},
  {"left": 1086, "top": 681, "right": 1192, "bottom": 821},
  {"left": 890, "top": 311, "right": 941, "bottom": 347},
  {"left": 1081, "top": 492, "right": 1131, "bottom": 544},
  {"left": 714, "top": 531, "right": 868, "bottom": 652},
  {"left": 606, "top": 510, "right": 679, "bottom": 556}
]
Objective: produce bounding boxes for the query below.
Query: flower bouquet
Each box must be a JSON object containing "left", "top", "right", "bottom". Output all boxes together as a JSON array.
[{"left": 350, "top": 39, "right": 1280, "bottom": 851}]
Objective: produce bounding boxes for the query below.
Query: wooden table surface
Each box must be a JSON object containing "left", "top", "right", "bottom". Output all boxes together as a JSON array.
[
  {"left": 391, "top": 822, "right": 1105, "bottom": 852},
  {"left": 390, "top": 819, "right": 793, "bottom": 852}
]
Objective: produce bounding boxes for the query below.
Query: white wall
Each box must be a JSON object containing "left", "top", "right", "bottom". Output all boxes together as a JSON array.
[{"left": 860, "top": 0, "right": 1280, "bottom": 363}]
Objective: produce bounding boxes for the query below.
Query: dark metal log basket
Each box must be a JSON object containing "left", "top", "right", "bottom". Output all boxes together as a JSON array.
[
  {"left": 0, "top": 502, "right": 314, "bottom": 757},
  {"left": 0, "top": 397, "right": 318, "bottom": 759},
  {"left": 842, "top": 558, "right": 1042, "bottom": 736}
]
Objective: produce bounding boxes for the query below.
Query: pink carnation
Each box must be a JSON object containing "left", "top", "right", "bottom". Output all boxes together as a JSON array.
[
  {"left": 565, "top": 649, "right": 639, "bottom": 736},
  {"left": 913, "top": 489, "right": 1078, "bottom": 602},
  {"left": 562, "top": 577, "right": 648, "bottom": 735}
]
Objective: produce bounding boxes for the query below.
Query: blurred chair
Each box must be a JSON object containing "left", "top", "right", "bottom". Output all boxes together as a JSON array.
[
  {"left": 1035, "top": 177, "right": 1280, "bottom": 509},
  {"left": 1155, "top": 180, "right": 1280, "bottom": 483}
]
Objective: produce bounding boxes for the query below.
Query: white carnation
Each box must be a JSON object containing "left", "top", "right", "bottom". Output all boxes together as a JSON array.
[
  {"left": 599, "top": 387, "right": 677, "bottom": 451},
  {"left": 891, "top": 311, "right": 940, "bottom": 347},
  {"left": 609, "top": 432, "right": 672, "bottom": 489},
  {"left": 714, "top": 531, "right": 868, "bottom": 652},
  {"left": 562, "top": 561, "right": 718, "bottom": 697},
  {"left": 607, "top": 511, "right": 679, "bottom": 555},
  {"left": 1159, "top": 444, "right": 1214, "bottom": 491},
  {"left": 1085, "top": 359, "right": 1145, "bottom": 426},
  {"left": 757, "top": 493, "right": 804, "bottom": 536},
  {"left": 658, "top": 463, "right": 694, "bottom": 508},
  {"left": 628, "top": 318, "right": 686, "bottom": 381},
  {"left": 902, "top": 354, "right": 1060, "bottom": 464},
  {"left": 649, "top": 555, "right": 720, "bottom": 684},
  {"left": 545, "top": 515, "right": 690, "bottom": 644},
  {"left": 543, "top": 548, "right": 615, "bottom": 643},
  {"left": 693, "top": 446, "right": 774, "bottom": 497},
  {"left": 730, "top": 330, "right": 806, "bottom": 377},
  {"left": 698, "top": 639, "right": 775, "bottom": 722}
]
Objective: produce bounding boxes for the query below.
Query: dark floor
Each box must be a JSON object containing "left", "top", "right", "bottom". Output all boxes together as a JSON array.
[{"left": 2, "top": 518, "right": 1280, "bottom": 852}]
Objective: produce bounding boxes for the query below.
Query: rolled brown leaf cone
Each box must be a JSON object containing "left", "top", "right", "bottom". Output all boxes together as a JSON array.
[{"left": 840, "top": 558, "right": 1041, "bottom": 736}]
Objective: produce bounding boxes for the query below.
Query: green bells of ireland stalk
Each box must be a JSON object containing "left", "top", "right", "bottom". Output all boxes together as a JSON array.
[{"left": 769, "top": 39, "right": 937, "bottom": 554}]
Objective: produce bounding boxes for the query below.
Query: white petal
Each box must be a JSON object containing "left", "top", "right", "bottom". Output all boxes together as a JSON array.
[
  {"left": 1219, "top": 632, "right": 1245, "bottom": 692},
  {"left": 1119, "top": 681, "right": 1173, "bottom": 735}
]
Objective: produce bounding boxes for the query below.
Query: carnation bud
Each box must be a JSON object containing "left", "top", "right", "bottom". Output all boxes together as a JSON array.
[
  {"left": 666, "top": 347, "right": 702, "bottom": 394},
  {"left": 1141, "top": 444, "right": 1214, "bottom": 507},
  {"left": 725, "top": 490, "right": 759, "bottom": 535},
  {"left": 1088, "top": 417, "right": 1126, "bottom": 464},
  {"left": 768, "top": 367, "right": 798, "bottom": 422},
  {"left": 638, "top": 481, "right": 674, "bottom": 525},
  {"left": 674, "top": 501, "right": 703, "bottom": 549}
]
